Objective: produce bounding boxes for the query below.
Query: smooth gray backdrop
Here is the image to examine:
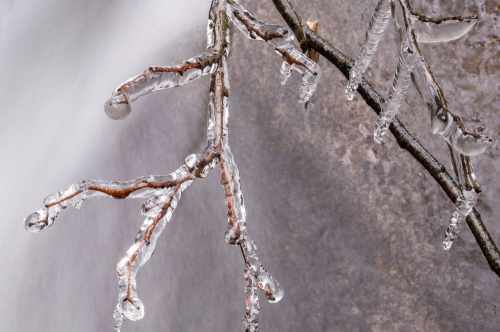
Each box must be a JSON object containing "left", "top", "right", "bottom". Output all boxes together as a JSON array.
[{"left": 1, "top": 0, "right": 499, "bottom": 331}]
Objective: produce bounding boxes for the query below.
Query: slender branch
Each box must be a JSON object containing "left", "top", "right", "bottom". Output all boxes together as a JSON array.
[{"left": 271, "top": 0, "right": 500, "bottom": 277}]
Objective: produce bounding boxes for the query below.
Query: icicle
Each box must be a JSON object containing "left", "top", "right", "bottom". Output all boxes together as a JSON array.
[
  {"left": 346, "top": 0, "right": 392, "bottom": 101},
  {"left": 414, "top": 17, "right": 478, "bottom": 44},
  {"left": 374, "top": 42, "right": 414, "bottom": 144},
  {"left": 443, "top": 189, "right": 478, "bottom": 250},
  {"left": 274, "top": 43, "right": 320, "bottom": 104},
  {"left": 113, "top": 156, "right": 196, "bottom": 329}
]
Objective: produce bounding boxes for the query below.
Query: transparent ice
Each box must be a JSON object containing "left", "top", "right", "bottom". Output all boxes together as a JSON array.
[
  {"left": 443, "top": 189, "right": 478, "bottom": 250},
  {"left": 374, "top": 42, "right": 414, "bottom": 144},
  {"left": 345, "top": 0, "right": 391, "bottom": 101}
]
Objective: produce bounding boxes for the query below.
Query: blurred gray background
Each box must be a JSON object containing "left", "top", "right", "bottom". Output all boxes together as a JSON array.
[{"left": 1, "top": 0, "right": 499, "bottom": 331}]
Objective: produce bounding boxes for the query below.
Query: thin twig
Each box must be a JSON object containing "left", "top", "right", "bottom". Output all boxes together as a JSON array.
[{"left": 271, "top": 0, "right": 500, "bottom": 277}]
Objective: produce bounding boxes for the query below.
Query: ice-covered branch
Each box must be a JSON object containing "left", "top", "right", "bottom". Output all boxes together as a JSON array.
[
  {"left": 271, "top": 0, "right": 500, "bottom": 277},
  {"left": 104, "top": 51, "right": 221, "bottom": 120},
  {"left": 226, "top": 0, "right": 320, "bottom": 104},
  {"left": 25, "top": 1, "right": 284, "bottom": 331},
  {"left": 24, "top": 174, "right": 195, "bottom": 233}
]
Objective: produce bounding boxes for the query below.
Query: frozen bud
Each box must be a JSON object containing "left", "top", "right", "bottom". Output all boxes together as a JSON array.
[{"left": 104, "top": 96, "right": 131, "bottom": 120}]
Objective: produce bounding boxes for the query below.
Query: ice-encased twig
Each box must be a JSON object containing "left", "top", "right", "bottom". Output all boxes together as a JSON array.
[
  {"left": 345, "top": 0, "right": 392, "bottom": 101},
  {"left": 207, "top": 14, "right": 284, "bottom": 329},
  {"left": 26, "top": 1, "right": 285, "bottom": 330},
  {"left": 24, "top": 174, "right": 195, "bottom": 233},
  {"left": 374, "top": 41, "right": 414, "bottom": 143},
  {"left": 225, "top": 0, "right": 320, "bottom": 104},
  {"left": 113, "top": 155, "right": 204, "bottom": 330},
  {"left": 104, "top": 51, "right": 221, "bottom": 120},
  {"left": 443, "top": 189, "right": 478, "bottom": 250}
]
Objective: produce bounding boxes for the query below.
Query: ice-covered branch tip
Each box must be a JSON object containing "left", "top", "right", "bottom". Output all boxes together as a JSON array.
[
  {"left": 104, "top": 51, "right": 221, "bottom": 120},
  {"left": 226, "top": 0, "right": 320, "bottom": 104}
]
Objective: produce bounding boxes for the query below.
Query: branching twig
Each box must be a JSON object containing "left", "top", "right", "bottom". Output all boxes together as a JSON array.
[{"left": 271, "top": 0, "right": 500, "bottom": 277}]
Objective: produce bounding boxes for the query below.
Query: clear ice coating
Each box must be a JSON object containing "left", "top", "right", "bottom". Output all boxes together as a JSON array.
[
  {"left": 221, "top": 146, "right": 248, "bottom": 245},
  {"left": 374, "top": 42, "right": 414, "bottom": 144},
  {"left": 225, "top": 0, "right": 320, "bottom": 104},
  {"left": 243, "top": 267, "right": 261, "bottom": 332},
  {"left": 430, "top": 109, "right": 493, "bottom": 156},
  {"left": 443, "top": 189, "right": 478, "bottom": 250},
  {"left": 113, "top": 158, "right": 196, "bottom": 331},
  {"left": 274, "top": 43, "right": 321, "bottom": 104},
  {"left": 241, "top": 239, "right": 284, "bottom": 304},
  {"left": 23, "top": 174, "right": 199, "bottom": 233},
  {"left": 414, "top": 17, "right": 478, "bottom": 44},
  {"left": 345, "top": 0, "right": 391, "bottom": 101},
  {"left": 104, "top": 51, "right": 220, "bottom": 120}
]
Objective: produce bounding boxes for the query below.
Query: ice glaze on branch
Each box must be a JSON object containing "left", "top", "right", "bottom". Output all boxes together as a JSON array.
[
  {"left": 271, "top": 0, "right": 500, "bottom": 277},
  {"left": 25, "top": 1, "right": 284, "bottom": 331},
  {"left": 104, "top": 51, "right": 221, "bottom": 120},
  {"left": 226, "top": 0, "right": 320, "bottom": 104}
]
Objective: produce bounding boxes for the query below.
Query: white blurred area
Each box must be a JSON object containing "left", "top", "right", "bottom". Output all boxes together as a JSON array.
[{"left": 0, "top": 0, "right": 209, "bottom": 330}]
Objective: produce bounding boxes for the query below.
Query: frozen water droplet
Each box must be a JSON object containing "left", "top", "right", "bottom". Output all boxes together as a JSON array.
[
  {"left": 24, "top": 209, "right": 48, "bottom": 232},
  {"left": 257, "top": 271, "right": 284, "bottom": 303},
  {"left": 105, "top": 97, "right": 131, "bottom": 120},
  {"left": 122, "top": 298, "right": 144, "bottom": 321}
]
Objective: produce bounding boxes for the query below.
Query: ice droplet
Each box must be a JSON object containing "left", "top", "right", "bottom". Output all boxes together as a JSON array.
[
  {"left": 346, "top": 0, "right": 391, "bottom": 101},
  {"left": 24, "top": 209, "right": 48, "bottom": 232},
  {"left": 122, "top": 298, "right": 145, "bottom": 321},
  {"left": 104, "top": 96, "right": 132, "bottom": 120},
  {"left": 257, "top": 272, "right": 284, "bottom": 304}
]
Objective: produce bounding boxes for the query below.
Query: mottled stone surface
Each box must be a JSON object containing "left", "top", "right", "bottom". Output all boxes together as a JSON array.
[{"left": 0, "top": 0, "right": 499, "bottom": 331}]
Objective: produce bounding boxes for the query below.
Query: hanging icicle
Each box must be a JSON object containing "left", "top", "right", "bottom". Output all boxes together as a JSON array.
[
  {"left": 345, "top": 0, "right": 392, "bottom": 101},
  {"left": 374, "top": 41, "right": 415, "bottom": 144}
]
